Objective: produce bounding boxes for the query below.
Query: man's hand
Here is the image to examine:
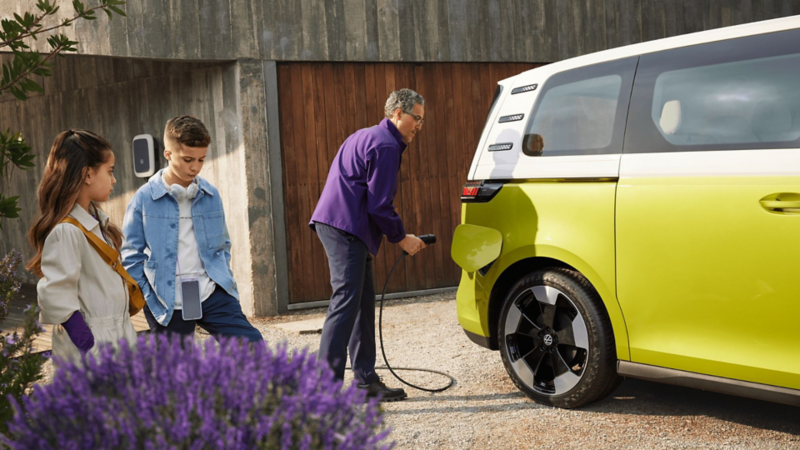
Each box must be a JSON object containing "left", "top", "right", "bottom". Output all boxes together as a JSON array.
[{"left": 398, "top": 234, "right": 426, "bottom": 256}]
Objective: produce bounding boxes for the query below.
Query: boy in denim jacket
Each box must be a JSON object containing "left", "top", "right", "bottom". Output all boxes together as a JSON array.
[{"left": 122, "top": 116, "right": 262, "bottom": 342}]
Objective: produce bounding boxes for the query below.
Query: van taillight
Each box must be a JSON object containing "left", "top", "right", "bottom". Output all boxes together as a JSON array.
[
  {"left": 461, "top": 181, "right": 504, "bottom": 203},
  {"left": 462, "top": 185, "right": 480, "bottom": 197}
]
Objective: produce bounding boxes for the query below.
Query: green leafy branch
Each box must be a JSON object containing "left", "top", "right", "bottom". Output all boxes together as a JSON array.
[
  {"left": 0, "top": 1, "right": 126, "bottom": 227},
  {"left": 1, "top": 0, "right": 127, "bottom": 101}
]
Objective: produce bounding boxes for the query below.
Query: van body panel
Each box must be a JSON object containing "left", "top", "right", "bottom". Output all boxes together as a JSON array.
[
  {"left": 455, "top": 182, "right": 630, "bottom": 359},
  {"left": 455, "top": 271, "right": 490, "bottom": 337},
  {"left": 616, "top": 28, "right": 800, "bottom": 390},
  {"left": 617, "top": 167, "right": 800, "bottom": 389}
]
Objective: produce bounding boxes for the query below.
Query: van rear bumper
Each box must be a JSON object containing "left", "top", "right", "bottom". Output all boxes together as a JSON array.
[{"left": 463, "top": 328, "right": 495, "bottom": 350}]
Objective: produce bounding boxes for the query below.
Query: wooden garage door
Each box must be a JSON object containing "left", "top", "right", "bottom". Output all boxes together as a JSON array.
[{"left": 278, "top": 62, "right": 538, "bottom": 305}]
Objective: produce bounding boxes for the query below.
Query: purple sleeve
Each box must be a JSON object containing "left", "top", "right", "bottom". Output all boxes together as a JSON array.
[
  {"left": 366, "top": 146, "right": 406, "bottom": 243},
  {"left": 61, "top": 311, "right": 95, "bottom": 353}
]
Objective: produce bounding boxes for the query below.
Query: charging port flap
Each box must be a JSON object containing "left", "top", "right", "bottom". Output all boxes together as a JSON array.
[{"left": 451, "top": 224, "right": 503, "bottom": 273}]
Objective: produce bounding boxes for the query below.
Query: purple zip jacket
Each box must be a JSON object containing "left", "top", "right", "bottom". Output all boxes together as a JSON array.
[{"left": 310, "top": 118, "right": 407, "bottom": 255}]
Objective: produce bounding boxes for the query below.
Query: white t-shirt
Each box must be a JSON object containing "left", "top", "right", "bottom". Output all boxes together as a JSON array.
[{"left": 161, "top": 173, "right": 216, "bottom": 309}]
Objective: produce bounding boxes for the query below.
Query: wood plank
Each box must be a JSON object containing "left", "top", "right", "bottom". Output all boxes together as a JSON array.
[
  {"left": 310, "top": 64, "right": 332, "bottom": 304},
  {"left": 318, "top": 63, "right": 347, "bottom": 301},
  {"left": 285, "top": 64, "right": 307, "bottom": 304},
  {"left": 441, "top": 63, "right": 460, "bottom": 285},
  {"left": 423, "top": 63, "right": 446, "bottom": 289},
  {"left": 377, "top": 0, "right": 401, "bottom": 60},
  {"left": 325, "top": 0, "right": 347, "bottom": 61},
  {"left": 372, "top": 63, "right": 396, "bottom": 292},
  {"left": 290, "top": 64, "right": 314, "bottom": 304},
  {"left": 299, "top": 64, "right": 326, "bottom": 302},
  {"left": 401, "top": 64, "right": 423, "bottom": 292},
  {"left": 310, "top": 64, "right": 333, "bottom": 302},
  {"left": 344, "top": 0, "right": 368, "bottom": 61},
  {"left": 451, "top": 63, "right": 468, "bottom": 216},
  {"left": 277, "top": 64, "right": 300, "bottom": 303},
  {"left": 389, "top": 64, "right": 412, "bottom": 293},
  {"left": 408, "top": 63, "right": 429, "bottom": 290},
  {"left": 353, "top": 64, "right": 369, "bottom": 130},
  {"left": 362, "top": 63, "right": 386, "bottom": 292}
]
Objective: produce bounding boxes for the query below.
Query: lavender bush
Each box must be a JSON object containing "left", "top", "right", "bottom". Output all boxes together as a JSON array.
[
  {"left": 0, "top": 249, "right": 46, "bottom": 434},
  {"left": 5, "top": 335, "right": 393, "bottom": 449}
]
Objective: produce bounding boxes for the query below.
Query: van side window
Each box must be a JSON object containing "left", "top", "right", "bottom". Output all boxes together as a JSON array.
[
  {"left": 522, "top": 57, "right": 637, "bottom": 157},
  {"left": 625, "top": 28, "right": 800, "bottom": 153}
]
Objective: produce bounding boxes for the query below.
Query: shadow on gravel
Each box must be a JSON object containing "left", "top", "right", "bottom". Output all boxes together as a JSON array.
[
  {"left": 587, "top": 379, "right": 800, "bottom": 435},
  {"left": 402, "top": 392, "right": 526, "bottom": 403},
  {"left": 388, "top": 379, "right": 799, "bottom": 435},
  {"left": 386, "top": 401, "right": 543, "bottom": 416}
]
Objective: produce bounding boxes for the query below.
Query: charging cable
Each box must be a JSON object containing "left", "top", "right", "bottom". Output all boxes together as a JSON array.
[{"left": 375, "top": 234, "right": 455, "bottom": 392}]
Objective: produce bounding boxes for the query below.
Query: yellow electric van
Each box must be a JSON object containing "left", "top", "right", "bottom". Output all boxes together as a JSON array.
[{"left": 452, "top": 16, "right": 800, "bottom": 408}]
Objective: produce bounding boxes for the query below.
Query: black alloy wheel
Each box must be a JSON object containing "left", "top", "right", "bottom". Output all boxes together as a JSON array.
[{"left": 498, "top": 268, "right": 621, "bottom": 408}]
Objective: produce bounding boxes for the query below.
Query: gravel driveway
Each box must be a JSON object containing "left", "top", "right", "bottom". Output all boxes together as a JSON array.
[
  {"left": 37, "top": 291, "right": 800, "bottom": 448},
  {"left": 252, "top": 292, "right": 800, "bottom": 449}
]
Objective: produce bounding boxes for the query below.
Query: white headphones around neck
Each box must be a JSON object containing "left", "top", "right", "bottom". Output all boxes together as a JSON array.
[{"left": 170, "top": 182, "right": 199, "bottom": 200}]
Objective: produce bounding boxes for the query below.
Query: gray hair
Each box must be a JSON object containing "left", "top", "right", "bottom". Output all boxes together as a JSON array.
[{"left": 384, "top": 88, "right": 425, "bottom": 118}]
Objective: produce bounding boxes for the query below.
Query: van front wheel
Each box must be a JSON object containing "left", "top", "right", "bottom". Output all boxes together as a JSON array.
[{"left": 497, "top": 268, "right": 620, "bottom": 408}]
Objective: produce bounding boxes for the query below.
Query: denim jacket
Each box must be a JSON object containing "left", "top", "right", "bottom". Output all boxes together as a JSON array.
[{"left": 121, "top": 169, "right": 238, "bottom": 326}]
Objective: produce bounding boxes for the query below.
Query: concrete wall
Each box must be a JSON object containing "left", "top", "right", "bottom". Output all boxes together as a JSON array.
[
  {"left": 6, "top": 0, "right": 799, "bottom": 63},
  {"left": 0, "top": 55, "right": 279, "bottom": 316}
]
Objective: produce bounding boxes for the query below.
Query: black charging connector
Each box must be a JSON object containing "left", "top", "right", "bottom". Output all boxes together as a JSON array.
[{"left": 418, "top": 234, "right": 437, "bottom": 245}]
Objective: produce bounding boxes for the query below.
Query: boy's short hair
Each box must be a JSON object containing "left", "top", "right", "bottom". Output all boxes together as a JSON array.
[{"left": 164, "top": 115, "right": 212, "bottom": 149}]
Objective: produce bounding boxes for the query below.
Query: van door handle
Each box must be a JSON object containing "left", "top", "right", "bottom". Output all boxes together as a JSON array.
[{"left": 760, "top": 199, "right": 800, "bottom": 211}]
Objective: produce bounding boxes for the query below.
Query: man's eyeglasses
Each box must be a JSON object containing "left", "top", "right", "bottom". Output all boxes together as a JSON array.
[{"left": 403, "top": 110, "right": 424, "bottom": 125}]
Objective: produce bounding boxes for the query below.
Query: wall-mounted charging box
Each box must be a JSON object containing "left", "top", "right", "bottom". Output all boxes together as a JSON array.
[{"left": 132, "top": 134, "right": 159, "bottom": 178}]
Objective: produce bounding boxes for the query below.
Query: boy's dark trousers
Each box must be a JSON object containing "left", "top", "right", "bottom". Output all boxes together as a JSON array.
[
  {"left": 143, "top": 285, "right": 263, "bottom": 342},
  {"left": 315, "top": 223, "right": 381, "bottom": 385}
]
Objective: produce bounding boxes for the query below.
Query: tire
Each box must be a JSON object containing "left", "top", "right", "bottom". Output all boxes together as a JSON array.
[{"left": 497, "top": 268, "right": 621, "bottom": 408}]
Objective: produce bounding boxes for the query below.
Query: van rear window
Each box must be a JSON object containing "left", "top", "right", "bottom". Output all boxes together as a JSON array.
[
  {"left": 528, "top": 75, "right": 621, "bottom": 153},
  {"left": 521, "top": 57, "right": 637, "bottom": 157}
]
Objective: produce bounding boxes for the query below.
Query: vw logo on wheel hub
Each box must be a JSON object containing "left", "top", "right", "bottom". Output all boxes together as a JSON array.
[{"left": 543, "top": 334, "right": 554, "bottom": 346}]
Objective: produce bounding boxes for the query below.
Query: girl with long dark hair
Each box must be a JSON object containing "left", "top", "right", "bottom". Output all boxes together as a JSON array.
[{"left": 28, "top": 129, "right": 136, "bottom": 362}]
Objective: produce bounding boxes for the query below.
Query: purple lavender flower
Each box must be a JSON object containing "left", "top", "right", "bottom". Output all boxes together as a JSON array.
[{"left": 4, "top": 335, "right": 394, "bottom": 449}]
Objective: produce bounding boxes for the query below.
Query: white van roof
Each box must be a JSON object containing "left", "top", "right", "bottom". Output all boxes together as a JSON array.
[{"left": 510, "top": 15, "right": 800, "bottom": 82}]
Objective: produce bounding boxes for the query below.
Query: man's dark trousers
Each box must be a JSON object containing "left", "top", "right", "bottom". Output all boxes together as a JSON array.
[{"left": 315, "top": 222, "right": 381, "bottom": 385}]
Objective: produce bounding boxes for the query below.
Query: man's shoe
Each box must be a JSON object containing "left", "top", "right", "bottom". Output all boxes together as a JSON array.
[{"left": 357, "top": 379, "right": 407, "bottom": 402}]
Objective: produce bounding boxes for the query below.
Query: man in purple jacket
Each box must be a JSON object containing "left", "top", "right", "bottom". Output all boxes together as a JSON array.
[{"left": 310, "top": 89, "right": 427, "bottom": 401}]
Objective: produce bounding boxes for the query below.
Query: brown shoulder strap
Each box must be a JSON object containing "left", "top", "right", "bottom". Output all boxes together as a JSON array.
[
  {"left": 60, "top": 217, "right": 139, "bottom": 288},
  {"left": 61, "top": 217, "right": 119, "bottom": 264},
  {"left": 60, "top": 216, "right": 145, "bottom": 317}
]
